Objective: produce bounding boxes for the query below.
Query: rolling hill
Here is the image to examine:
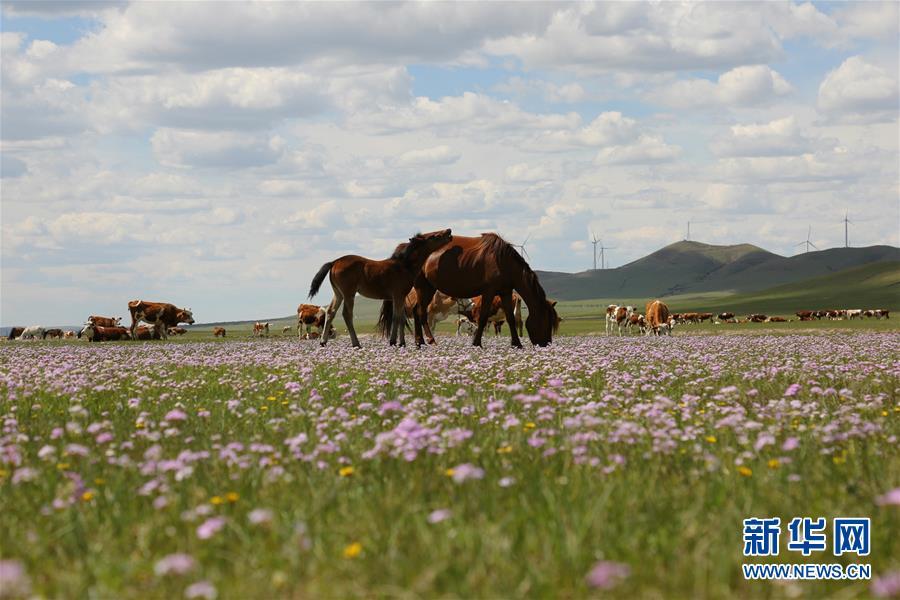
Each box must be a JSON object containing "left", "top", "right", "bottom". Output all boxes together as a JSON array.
[{"left": 537, "top": 242, "right": 900, "bottom": 300}]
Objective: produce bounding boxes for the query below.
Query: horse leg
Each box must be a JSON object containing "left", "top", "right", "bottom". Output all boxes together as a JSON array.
[
  {"left": 500, "top": 293, "right": 523, "bottom": 349},
  {"left": 472, "top": 293, "right": 494, "bottom": 347},
  {"left": 342, "top": 295, "right": 361, "bottom": 348},
  {"left": 415, "top": 282, "right": 437, "bottom": 346},
  {"left": 321, "top": 293, "right": 342, "bottom": 347},
  {"left": 394, "top": 293, "right": 407, "bottom": 347}
]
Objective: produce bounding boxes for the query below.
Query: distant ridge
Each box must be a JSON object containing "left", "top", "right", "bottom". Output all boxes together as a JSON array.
[{"left": 537, "top": 241, "right": 900, "bottom": 300}]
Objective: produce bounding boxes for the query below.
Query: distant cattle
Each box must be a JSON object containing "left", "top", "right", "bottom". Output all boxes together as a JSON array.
[
  {"left": 81, "top": 324, "right": 130, "bottom": 342},
  {"left": 606, "top": 304, "right": 634, "bottom": 336},
  {"left": 64, "top": 331, "right": 75, "bottom": 339},
  {"left": 128, "top": 300, "right": 194, "bottom": 340},
  {"left": 698, "top": 312, "right": 713, "bottom": 322},
  {"left": 253, "top": 322, "right": 270, "bottom": 337},
  {"left": 795, "top": 310, "right": 813, "bottom": 320},
  {"left": 467, "top": 294, "right": 523, "bottom": 337},
  {"left": 875, "top": 309, "right": 890, "bottom": 319},
  {"left": 18, "top": 326, "right": 45, "bottom": 340},
  {"left": 846, "top": 309, "right": 862, "bottom": 320},
  {"left": 747, "top": 314, "right": 767, "bottom": 323},
  {"left": 627, "top": 313, "right": 647, "bottom": 335},
  {"left": 282, "top": 326, "right": 292, "bottom": 335},
  {"left": 42, "top": 328, "right": 64, "bottom": 339},
  {"left": 7, "top": 327, "right": 24, "bottom": 340},
  {"left": 718, "top": 312, "right": 735, "bottom": 322},
  {"left": 213, "top": 327, "right": 226, "bottom": 337},
  {"left": 405, "top": 290, "right": 470, "bottom": 336},
  {"left": 89, "top": 315, "right": 122, "bottom": 328},
  {"left": 455, "top": 315, "right": 477, "bottom": 336},
  {"left": 766, "top": 316, "right": 788, "bottom": 323},
  {"left": 645, "top": 300, "right": 671, "bottom": 336},
  {"left": 168, "top": 327, "right": 187, "bottom": 336},
  {"left": 132, "top": 325, "right": 159, "bottom": 340}
]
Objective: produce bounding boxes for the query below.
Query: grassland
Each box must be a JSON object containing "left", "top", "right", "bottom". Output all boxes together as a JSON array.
[{"left": 1, "top": 330, "right": 898, "bottom": 598}]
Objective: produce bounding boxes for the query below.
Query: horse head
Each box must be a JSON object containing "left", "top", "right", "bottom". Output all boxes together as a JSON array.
[
  {"left": 395, "top": 228, "right": 452, "bottom": 265},
  {"left": 525, "top": 299, "right": 560, "bottom": 347}
]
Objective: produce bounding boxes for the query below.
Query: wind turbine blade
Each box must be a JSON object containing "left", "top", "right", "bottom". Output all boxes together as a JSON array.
[{"left": 809, "top": 242, "right": 819, "bottom": 250}]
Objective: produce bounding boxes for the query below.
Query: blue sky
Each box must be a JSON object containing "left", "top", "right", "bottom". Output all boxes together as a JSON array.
[{"left": 1, "top": 1, "right": 898, "bottom": 324}]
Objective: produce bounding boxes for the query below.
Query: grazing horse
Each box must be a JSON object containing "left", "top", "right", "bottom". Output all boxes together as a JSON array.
[
  {"left": 412, "top": 233, "right": 560, "bottom": 348},
  {"left": 308, "top": 229, "right": 453, "bottom": 348}
]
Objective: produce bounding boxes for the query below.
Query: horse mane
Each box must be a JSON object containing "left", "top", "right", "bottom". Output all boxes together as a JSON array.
[
  {"left": 389, "top": 232, "right": 424, "bottom": 265},
  {"left": 477, "top": 233, "right": 548, "bottom": 303}
]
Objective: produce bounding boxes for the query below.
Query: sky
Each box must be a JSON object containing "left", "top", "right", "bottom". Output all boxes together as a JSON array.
[{"left": 1, "top": 1, "right": 898, "bottom": 325}]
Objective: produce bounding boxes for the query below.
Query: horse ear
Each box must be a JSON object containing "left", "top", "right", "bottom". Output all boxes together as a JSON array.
[{"left": 550, "top": 300, "right": 558, "bottom": 307}]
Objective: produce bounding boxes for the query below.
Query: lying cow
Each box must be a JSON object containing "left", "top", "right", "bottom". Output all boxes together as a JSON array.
[
  {"left": 213, "top": 327, "right": 226, "bottom": 337},
  {"left": 89, "top": 315, "right": 122, "bottom": 328},
  {"left": 64, "top": 331, "right": 75, "bottom": 339},
  {"left": 42, "top": 328, "right": 64, "bottom": 339},
  {"left": 133, "top": 325, "right": 160, "bottom": 340},
  {"left": 455, "top": 315, "right": 477, "bottom": 336},
  {"left": 128, "top": 300, "right": 194, "bottom": 340},
  {"left": 766, "top": 316, "right": 788, "bottom": 323},
  {"left": 168, "top": 327, "right": 187, "bottom": 336},
  {"left": 81, "top": 324, "right": 130, "bottom": 342},
  {"left": 747, "top": 314, "right": 767, "bottom": 323}
]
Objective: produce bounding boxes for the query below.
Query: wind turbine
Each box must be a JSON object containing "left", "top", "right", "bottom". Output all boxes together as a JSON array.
[
  {"left": 598, "top": 239, "right": 616, "bottom": 269},
  {"left": 590, "top": 231, "right": 601, "bottom": 270},
  {"left": 511, "top": 234, "right": 531, "bottom": 260},
  {"left": 685, "top": 219, "right": 691, "bottom": 241},
  {"left": 796, "top": 226, "right": 819, "bottom": 254},
  {"left": 842, "top": 211, "right": 852, "bottom": 248}
]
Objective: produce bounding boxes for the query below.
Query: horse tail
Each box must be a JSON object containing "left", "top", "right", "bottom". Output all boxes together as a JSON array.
[
  {"left": 376, "top": 300, "right": 393, "bottom": 338},
  {"left": 308, "top": 261, "right": 334, "bottom": 299}
]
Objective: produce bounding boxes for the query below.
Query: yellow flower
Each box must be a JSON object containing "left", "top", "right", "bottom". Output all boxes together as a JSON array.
[
  {"left": 497, "top": 445, "right": 513, "bottom": 454},
  {"left": 211, "top": 495, "right": 224, "bottom": 505},
  {"left": 882, "top": 410, "right": 888, "bottom": 417},
  {"left": 82, "top": 491, "right": 94, "bottom": 501},
  {"left": 343, "top": 542, "right": 362, "bottom": 558},
  {"left": 135, "top": 420, "right": 145, "bottom": 429},
  {"left": 832, "top": 453, "right": 847, "bottom": 465},
  {"left": 768, "top": 459, "right": 780, "bottom": 469},
  {"left": 94, "top": 478, "right": 106, "bottom": 485},
  {"left": 267, "top": 396, "right": 276, "bottom": 401},
  {"left": 339, "top": 466, "right": 355, "bottom": 477},
  {"left": 524, "top": 422, "right": 536, "bottom": 430},
  {"left": 260, "top": 406, "right": 269, "bottom": 411},
  {"left": 706, "top": 435, "right": 717, "bottom": 443},
  {"left": 0, "top": 469, "right": 7, "bottom": 478},
  {"left": 444, "top": 468, "right": 455, "bottom": 477},
  {"left": 738, "top": 466, "right": 753, "bottom": 477},
  {"left": 226, "top": 492, "right": 239, "bottom": 503},
  {"left": 56, "top": 462, "right": 70, "bottom": 470}
]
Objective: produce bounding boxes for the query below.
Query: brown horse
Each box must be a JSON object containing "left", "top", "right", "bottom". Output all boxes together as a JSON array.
[
  {"left": 412, "top": 233, "right": 560, "bottom": 347},
  {"left": 308, "top": 229, "right": 452, "bottom": 347}
]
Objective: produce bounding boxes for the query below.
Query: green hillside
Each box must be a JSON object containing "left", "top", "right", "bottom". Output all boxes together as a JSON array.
[{"left": 538, "top": 242, "right": 900, "bottom": 300}]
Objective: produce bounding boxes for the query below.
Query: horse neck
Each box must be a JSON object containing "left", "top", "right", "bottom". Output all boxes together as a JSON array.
[{"left": 512, "top": 269, "right": 544, "bottom": 313}]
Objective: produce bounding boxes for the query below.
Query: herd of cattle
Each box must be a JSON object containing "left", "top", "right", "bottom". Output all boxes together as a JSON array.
[{"left": 5, "top": 300, "right": 892, "bottom": 343}]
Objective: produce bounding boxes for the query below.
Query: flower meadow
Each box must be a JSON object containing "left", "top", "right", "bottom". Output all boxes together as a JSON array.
[{"left": 1, "top": 333, "right": 898, "bottom": 598}]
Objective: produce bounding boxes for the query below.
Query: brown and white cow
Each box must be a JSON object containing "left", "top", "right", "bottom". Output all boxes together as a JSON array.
[
  {"left": 627, "top": 313, "right": 647, "bottom": 335},
  {"left": 747, "top": 314, "right": 767, "bottom": 323},
  {"left": 405, "top": 290, "right": 470, "bottom": 335},
  {"left": 795, "top": 310, "right": 813, "bottom": 320},
  {"left": 89, "top": 315, "right": 122, "bottom": 328},
  {"left": 698, "top": 312, "right": 713, "bottom": 323},
  {"left": 81, "top": 324, "right": 130, "bottom": 342},
  {"left": 766, "top": 316, "right": 788, "bottom": 323},
  {"left": 128, "top": 300, "right": 194, "bottom": 340},
  {"left": 645, "top": 300, "right": 671, "bottom": 336},
  {"left": 846, "top": 309, "right": 862, "bottom": 320},
  {"left": 875, "top": 309, "right": 891, "bottom": 319},
  {"left": 168, "top": 327, "right": 187, "bottom": 336},
  {"left": 467, "top": 294, "right": 524, "bottom": 338},
  {"left": 6, "top": 327, "right": 24, "bottom": 341},
  {"left": 297, "top": 303, "right": 331, "bottom": 339},
  {"left": 64, "top": 331, "right": 75, "bottom": 339},
  {"left": 213, "top": 327, "right": 226, "bottom": 337},
  {"left": 132, "top": 325, "right": 159, "bottom": 340},
  {"left": 253, "top": 322, "right": 270, "bottom": 337},
  {"left": 42, "top": 328, "right": 64, "bottom": 339},
  {"left": 718, "top": 312, "right": 735, "bottom": 322},
  {"left": 455, "top": 315, "right": 478, "bottom": 336}
]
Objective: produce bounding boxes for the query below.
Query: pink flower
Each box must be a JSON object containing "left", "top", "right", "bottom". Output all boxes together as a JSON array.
[
  {"left": 875, "top": 488, "right": 900, "bottom": 506},
  {"left": 164, "top": 409, "right": 188, "bottom": 422},
  {"left": 585, "top": 560, "right": 630, "bottom": 589},
  {"left": 450, "top": 463, "right": 484, "bottom": 484},
  {"left": 184, "top": 580, "right": 217, "bottom": 599},
  {"left": 427, "top": 509, "right": 452, "bottom": 523},
  {"left": 0, "top": 560, "right": 31, "bottom": 597},
  {"left": 248, "top": 509, "right": 273, "bottom": 525},
  {"left": 782, "top": 437, "right": 799, "bottom": 451},
  {"left": 872, "top": 571, "right": 900, "bottom": 598},
  {"left": 783, "top": 383, "right": 801, "bottom": 397},
  {"left": 154, "top": 553, "right": 195, "bottom": 576},
  {"left": 196, "top": 516, "right": 226, "bottom": 540}
]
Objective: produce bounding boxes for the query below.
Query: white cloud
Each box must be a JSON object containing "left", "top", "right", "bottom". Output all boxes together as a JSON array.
[
  {"left": 651, "top": 65, "right": 793, "bottom": 109},
  {"left": 150, "top": 129, "right": 285, "bottom": 169},
  {"left": 818, "top": 56, "right": 899, "bottom": 123},
  {"left": 595, "top": 135, "right": 681, "bottom": 165},
  {"left": 710, "top": 117, "right": 815, "bottom": 157},
  {"left": 397, "top": 145, "right": 460, "bottom": 167}
]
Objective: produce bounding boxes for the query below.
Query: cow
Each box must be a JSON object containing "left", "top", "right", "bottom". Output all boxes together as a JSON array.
[
  {"left": 81, "top": 324, "right": 130, "bottom": 342},
  {"left": 42, "top": 328, "right": 64, "bottom": 339},
  {"left": 795, "top": 310, "right": 813, "bottom": 320},
  {"left": 698, "top": 312, "right": 713, "bottom": 323},
  {"left": 645, "top": 300, "right": 671, "bottom": 336},
  {"left": 455, "top": 315, "right": 478, "bottom": 336},
  {"left": 7, "top": 327, "right": 24, "bottom": 340},
  {"left": 133, "top": 325, "right": 158, "bottom": 340},
  {"left": 747, "top": 314, "right": 767, "bottom": 323},
  {"left": 605, "top": 305, "right": 618, "bottom": 336},
  {"left": 468, "top": 294, "right": 524, "bottom": 338},
  {"left": 405, "top": 290, "right": 470, "bottom": 335},
  {"left": 875, "top": 309, "right": 891, "bottom": 319},
  {"left": 213, "top": 327, "right": 226, "bottom": 337},
  {"left": 128, "top": 300, "right": 194, "bottom": 340},
  {"left": 610, "top": 305, "right": 634, "bottom": 336},
  {"left": 18, "top": 326, "right": 45, "bottom": 340},
  {"left": 88, "top": 315, "right": 122, "bottom": 328},
  {"left": 64, "top": 331, "right": 75, "bottom": 339},
  {"left": 282, "top": 326, "right": 292, "bottom": 335},
  {"left": 846, "top": 309, "right": 862, "bottom": 320},
  {"left": 766, "top": 316, "right": 788, "bottom": 323},
  {"left": 627, "top": 313, "right": 647, "bottom": 335},
  {"left": 253, "top": 322, "right": 270, "bottom": 337},
  {"left": 297, "top": 304, "right": 333, "bottom": 339},
  {"left": 168, "top": 327, "right": 187, "bottom": 336},
  {"left": 718, "top": 312, "right": 735, "bottom": 322}
]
